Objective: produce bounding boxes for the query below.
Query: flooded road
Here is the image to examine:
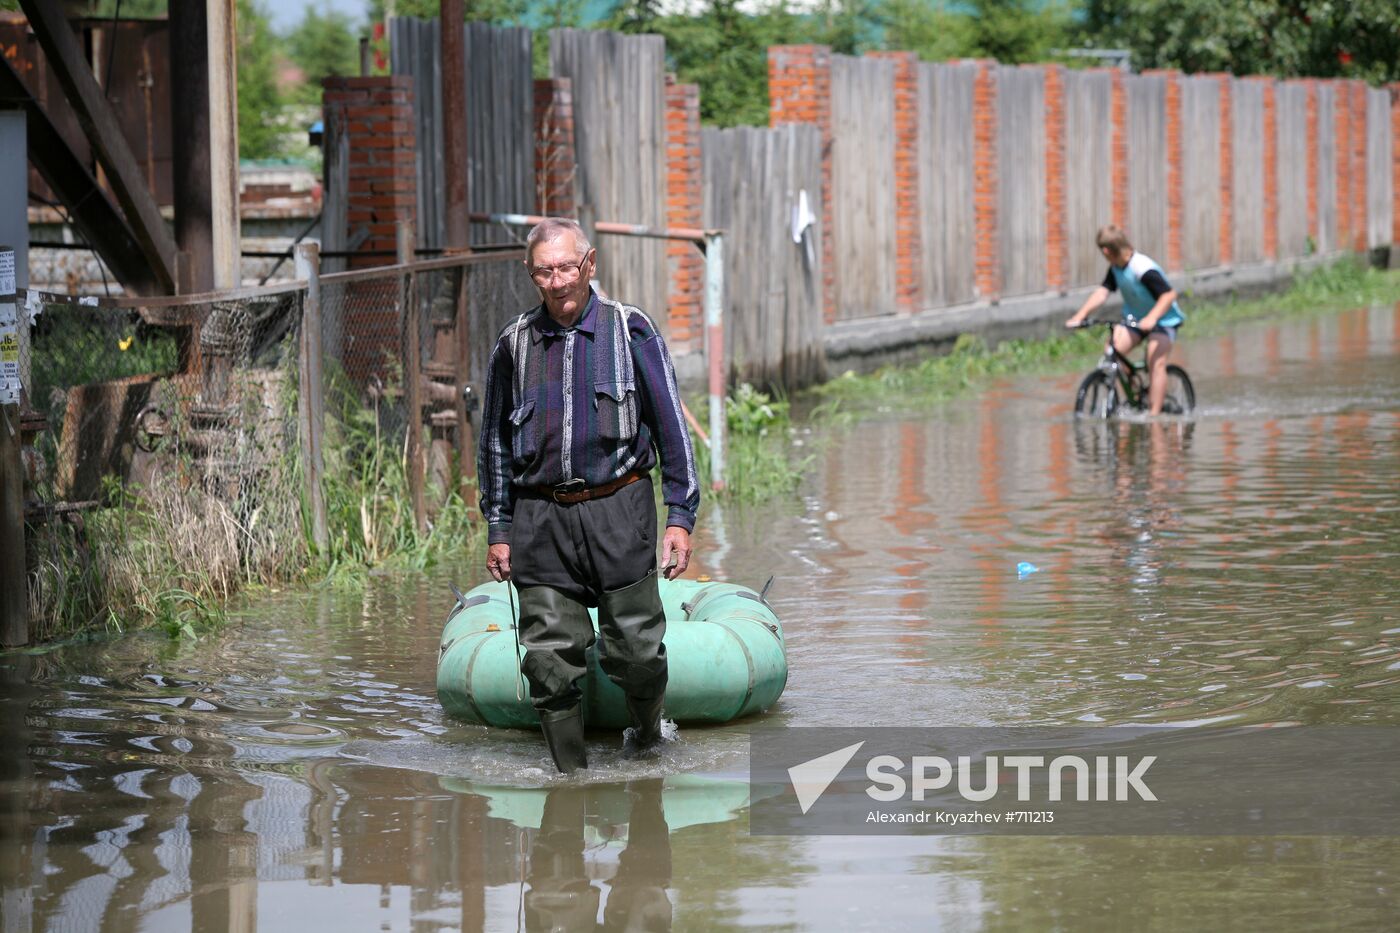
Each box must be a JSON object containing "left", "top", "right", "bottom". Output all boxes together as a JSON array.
[{"left": 3, "top": 304, "right": 1399, "bottom": 930}]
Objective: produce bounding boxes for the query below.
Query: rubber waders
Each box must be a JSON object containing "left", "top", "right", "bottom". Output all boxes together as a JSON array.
[{"left": 539, "top": 706, "right": 589, "bottom": 773}]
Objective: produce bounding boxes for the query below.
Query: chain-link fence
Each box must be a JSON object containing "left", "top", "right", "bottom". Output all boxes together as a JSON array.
[{"left": 14, "top": 248, "right": 533, "bottom": 641}]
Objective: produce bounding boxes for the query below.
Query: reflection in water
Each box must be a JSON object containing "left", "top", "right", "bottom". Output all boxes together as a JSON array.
[
  {"left": 2, "top": 304, "right": 1400, "bottom": 929},
  {"left": 524, "top": 781, "right": 672, "bottom": 932}
]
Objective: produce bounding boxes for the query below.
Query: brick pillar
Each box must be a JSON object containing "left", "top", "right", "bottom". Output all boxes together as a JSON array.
[
  {"left": 973, "top": 61, "right": 999, "bottom": 300},
  {"left": 1350, "top": 80, "right": 1368, "bottom": 252},
  {"left": 665, "top": 75, "right": 703, "bottom": 353},
  {"left": 1110, "top": 69, "right": 1129, "bottom": 230},
  {"left": 323, "top": 75, "right": 417, "bottom": 268},
  {"left": 1148, "top": 69, "right": 1185, "bottom": 271},
  {"left": 1305, "top": 80, "right": 1318, "bottom": 245},
  {"left": 770, "top": 45, "right": 834, "bottom": 321},
  {"left": 1335, "top": 79, "right": 1352, "bottom": 251},
  {"left": 1256, "top": 77, "right": 1279, "bottom": 260},
  {"left": 1044, "top": 64, "right": 1068, "bottom": 293},
  {"left": 868, "top": 51, "right": 922, "bottom": 312},
  {"left": 534, "top": 78, "right": 577, "bottom": 218},
  {"left": 1212, "top": 74, "right": 1233, "bottom": 266}
]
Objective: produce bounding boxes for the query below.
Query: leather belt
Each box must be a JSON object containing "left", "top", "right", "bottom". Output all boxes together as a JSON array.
[{"left": 529, "top": 470, "right": 645, "bottom": 504}]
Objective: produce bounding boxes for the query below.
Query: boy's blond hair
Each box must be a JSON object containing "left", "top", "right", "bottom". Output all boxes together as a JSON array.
[{"left": 1095, "top": 224, "right": 1132, "bottom": 253}]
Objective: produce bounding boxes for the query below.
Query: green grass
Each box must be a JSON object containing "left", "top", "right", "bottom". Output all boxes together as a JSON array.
[
  {"left": 312, "top": 364, "right": 488, "bottom": 585},
  {"left": 692, "top": 382, "right": 809, "bottom": 503},
  {"left": 809, "top": 258, "right": 1400, "bottom": 416}
]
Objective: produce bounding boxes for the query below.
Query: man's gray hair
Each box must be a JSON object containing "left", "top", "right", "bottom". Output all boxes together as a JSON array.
[{"left": 526, "top": 218, "right": 592, "bottom": 261}]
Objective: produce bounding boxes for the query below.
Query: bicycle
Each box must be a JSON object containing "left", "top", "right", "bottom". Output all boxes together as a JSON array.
[{"left": 1072, "top": 319, "right": 1195, "bottom": 418}]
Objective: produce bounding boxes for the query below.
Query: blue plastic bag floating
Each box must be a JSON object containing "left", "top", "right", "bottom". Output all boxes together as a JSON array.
[{"left": 1016, "top": 561, "right": 1040, "bottom": 579}]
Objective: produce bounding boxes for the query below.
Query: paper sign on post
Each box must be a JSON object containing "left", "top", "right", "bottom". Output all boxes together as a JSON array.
[{"left": 0, "top": 249, "right": 19, "bottom": 405}]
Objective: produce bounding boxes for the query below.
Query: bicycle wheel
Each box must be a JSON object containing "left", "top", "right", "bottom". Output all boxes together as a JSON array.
[
  {"left": 1074, "top": 370, "right": 1118, "bottom": 418},
  {"left": 1159, "top": 364, "right": 1196, "bottom": 415}
]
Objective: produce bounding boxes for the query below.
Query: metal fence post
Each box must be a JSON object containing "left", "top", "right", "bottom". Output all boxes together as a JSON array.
[
  {"left": 399, "top": 222, "right": 426, "bottom": 534},
  {"left": 294, "top": 243, "right": 328, "bottom": 554},
  {"left": 703, "top": 232, "right": 726, "bottom": 491},
  {"left": 0, "top": 246, "right": 27, "bottom": 646}
]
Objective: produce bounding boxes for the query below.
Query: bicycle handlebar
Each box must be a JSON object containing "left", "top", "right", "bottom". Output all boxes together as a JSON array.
[{"left": 1073, "top": 317, "right": 1140, "bottom": 330}]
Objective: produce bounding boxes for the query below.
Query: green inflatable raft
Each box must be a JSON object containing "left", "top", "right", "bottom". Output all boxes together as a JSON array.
[{"left": 437, "top": 578, "right": 788, "bottom": 729}]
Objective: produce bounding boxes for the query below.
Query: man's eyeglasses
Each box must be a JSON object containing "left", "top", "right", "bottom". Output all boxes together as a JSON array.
[{"left": 527, "top": 258, "right": 588, "bottom": 286}]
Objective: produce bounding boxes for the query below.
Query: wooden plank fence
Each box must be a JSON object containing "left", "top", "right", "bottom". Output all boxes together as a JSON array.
[
  {"left": 1231, "top": 78, "right": 1267, "bottom": 264},
  {"left": 1063, "top": 69, "right": 1114, "bottom": 288},
  {"left": 1315, "top": 82, "right": 1338, "bottom": 253},
  {"left": 917, "top": 62, "right": 978, "bottom": 307},
  {"left": 702, "top": 124, "right": 825, "bottom": 389},
  {"left": 389, "top": 18, "right": 534, "bottom": 249},
  {"left": 1127, "top": 74, "right": 1170, "bottom": 261},
  {"left": 997, "top": 66, "right": 1047, "bottom": 296},
  {"left": 1276, "top": 82, "right": 1311, "bottom": 258},
  {"left": 550, "top": 29, "right": 669, "bottom": 329},
  {"left": 1366, "top": 87, "right": 1393, "bottom": 250},
  {"left": 1181, "top": 76, "right": 1222, "bottom": 269},
  {"left": 830, "top": 55, "right": 899, "bottom": 320}
]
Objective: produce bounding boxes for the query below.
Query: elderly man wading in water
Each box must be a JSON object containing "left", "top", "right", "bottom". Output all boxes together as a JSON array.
[{"left": 477, "top": 218, "right": 700, "bottom": 773}]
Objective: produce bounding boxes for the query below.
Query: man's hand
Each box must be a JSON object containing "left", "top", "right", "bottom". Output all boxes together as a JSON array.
[
  {"left": 660, "top": 526, "right": 692, "bottom": 580},
  {"left": 486, "top": 543, "right": 512, "bottom": 582}
]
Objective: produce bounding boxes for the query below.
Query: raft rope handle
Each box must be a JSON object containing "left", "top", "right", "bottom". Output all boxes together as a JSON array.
[{"left": 508, "top": 581, "right": 527, "bottom": 702}]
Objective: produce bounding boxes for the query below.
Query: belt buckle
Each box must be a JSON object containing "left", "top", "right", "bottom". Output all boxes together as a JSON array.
[{"left": 551, "top": 478, "right": 587, "bottom": 502}]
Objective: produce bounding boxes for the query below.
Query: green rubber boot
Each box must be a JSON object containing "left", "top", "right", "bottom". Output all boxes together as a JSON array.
[
  {"left": 625, "top": 693, "right": 666, "bottom": 749},
  {"left": 539, "top": 706, "right": 588, "bottom": 774}
]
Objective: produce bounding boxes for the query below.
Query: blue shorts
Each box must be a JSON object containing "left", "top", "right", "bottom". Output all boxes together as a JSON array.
[{"left": 1126, "top": 322, "right": 1178, "bottom": 343}]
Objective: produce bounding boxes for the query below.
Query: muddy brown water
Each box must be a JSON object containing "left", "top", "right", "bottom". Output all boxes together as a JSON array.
[{"left": 3, "top": 305, "right": 1399, "bottom": 930}]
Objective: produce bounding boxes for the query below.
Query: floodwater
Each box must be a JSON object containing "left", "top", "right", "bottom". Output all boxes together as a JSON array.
[{"left": 3, "top": 304, "right": 1399, "bottom": 931}]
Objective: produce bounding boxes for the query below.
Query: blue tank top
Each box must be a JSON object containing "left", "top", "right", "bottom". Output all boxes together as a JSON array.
[{"left": 1111, "top": 252, "right": 1184, "bottom": 327}]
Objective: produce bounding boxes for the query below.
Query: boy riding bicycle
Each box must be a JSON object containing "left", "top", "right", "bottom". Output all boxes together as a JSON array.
[{"left": 1064, "top": 225, "right": 1186, "bottom": 416}]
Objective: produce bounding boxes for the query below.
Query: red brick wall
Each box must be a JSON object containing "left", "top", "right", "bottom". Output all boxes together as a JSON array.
[
  {"left": 1043, "top": 64, "right": 1068, "bottom": 293},
  {"left": 973, "top": 61, "right": 999, "bottom": 300},
  {"left": 1110, "top": 69, "right": 1129, "bottom": 229},
  {"left": 769, "top": 45, "right": 834, "bottom": 322},
  {"left": 868, "top": 51, "right": 922, "bottom": 311},
  {"left": 1158, "top": 70, "right": 1185, "bottom": 271},
  {"left": 1349, "top": 80, "right": 1368, "bottom": 252},
  {"left": 1255, "top": 77, "right": 1279, "bottom": 260},
  {"left": 1335, "top": 79, "right": 1352, "bottom": 251},
  {"left": 665, "top": 75, "right": 703, "bottom": 353},
  {"left": 1213, "top": 74, "right": 1234, "bottom": 266},
  {"left": 323, "top": 76, "right": 416, "bottom": 270},
  {"left": 534, "top": 78, "right": 577, "bottom": 218}
]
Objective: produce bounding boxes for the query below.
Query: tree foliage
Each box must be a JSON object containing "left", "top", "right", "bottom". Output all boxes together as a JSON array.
[
  {"left": 1081, "top": 0, "right": 1400, "bottom": 83},
  {"left": 235, "top": 0, "right": 284, "bottom": 159},
  {"left": 285, "top": 2, "right": 360, "bottom": 101}
]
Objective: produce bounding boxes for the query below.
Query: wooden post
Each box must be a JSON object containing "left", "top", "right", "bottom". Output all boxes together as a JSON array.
[
  {"left": 0, "top": 246, "right": 26, "bottom": 647},
  {"left": 399, "top": 223, "right": 426, "bottom": 534},
  {"left": 207, "top": 0, "right": 241, "bottom": 289},
  {"left": 294, "top": 243, "right": 328, "bottom": 553},
  {"left": 440, "top": 0, "right": 469, "bottom": 251}
]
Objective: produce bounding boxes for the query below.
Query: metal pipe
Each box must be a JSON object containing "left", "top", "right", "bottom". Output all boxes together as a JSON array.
[
  {"left": 703, "top": 232, "right": 726, "bottom": 491},
  {"left": 467, "top": 211, "right": 714, "bottom": 244}
]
